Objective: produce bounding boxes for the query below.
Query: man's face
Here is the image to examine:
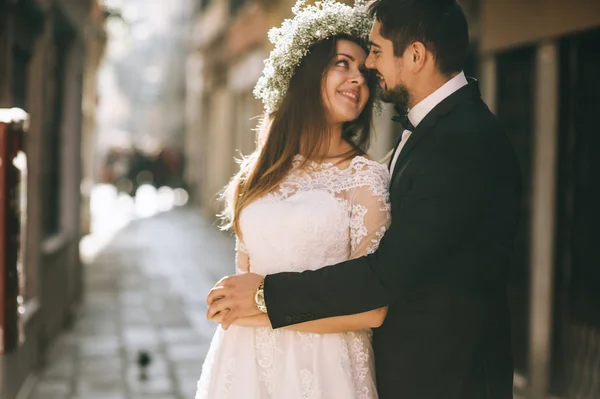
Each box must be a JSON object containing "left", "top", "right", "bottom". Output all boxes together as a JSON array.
[{"left": 365, "top": 20, "right": 412, "bottom": 109}]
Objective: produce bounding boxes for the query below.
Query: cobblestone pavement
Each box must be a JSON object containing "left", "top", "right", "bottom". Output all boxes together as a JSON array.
[{"left": 30, "top": 209, "right": 234, "bottom": 399}]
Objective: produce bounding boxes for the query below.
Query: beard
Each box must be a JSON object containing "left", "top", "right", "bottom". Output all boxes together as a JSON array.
[{"left": 380, "top": 82, "right": 411, "bottom": 109}]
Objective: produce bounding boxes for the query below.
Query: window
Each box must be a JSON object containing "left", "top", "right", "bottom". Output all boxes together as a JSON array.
[
  {"left": 42, "top": 20, "right": 73, "bottom": 236},
  {"left": 555, "top": 28, "right": 600, "bottom": 398}
]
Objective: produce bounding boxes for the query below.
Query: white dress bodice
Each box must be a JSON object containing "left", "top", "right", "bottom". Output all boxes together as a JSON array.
[{"left": 239, "top": 155, "right": 390, "bottom": 274}]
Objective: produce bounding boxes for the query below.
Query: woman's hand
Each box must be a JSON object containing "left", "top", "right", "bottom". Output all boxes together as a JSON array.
[
  {"left": 233, "top": 314, "right": 272, "bottom": 328},
  {"left": 210, "top": 310, "right": 271, "bottom": 328}
]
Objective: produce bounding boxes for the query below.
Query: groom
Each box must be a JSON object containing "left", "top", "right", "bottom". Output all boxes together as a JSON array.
[{"left": 207, "top": 0, "right": 521, "bottom": 398}]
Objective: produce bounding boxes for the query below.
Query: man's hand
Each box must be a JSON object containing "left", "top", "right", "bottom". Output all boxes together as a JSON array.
[{"left": 206, "top": 273, "right": 264, "bottom": 330}]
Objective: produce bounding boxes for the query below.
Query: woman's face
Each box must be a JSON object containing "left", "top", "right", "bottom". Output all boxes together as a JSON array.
[{"left": 322, "top": 39, "right": 370, "bottom": 125}]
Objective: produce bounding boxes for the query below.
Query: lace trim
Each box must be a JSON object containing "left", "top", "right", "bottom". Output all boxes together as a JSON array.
[
  {"left": 301, "top": 368, "right": 323, "bottom": 399},
  {"left": 256, "top": 328, "right": 279, "bottom": 394},
  {"left": 348, "top": 331, "right": 373, "bottom": 399},
  {"left": 349, "top": 203, "right": 368, "bottom": 252},
  {"left": 271, "top": 155, "right": 389, "bottom": 201},
  {"left": 216, "top": 358, "right": 235, "bottom": 398},
  {"left": 366, "top": 225, "right": 387, "bottom": 255}
]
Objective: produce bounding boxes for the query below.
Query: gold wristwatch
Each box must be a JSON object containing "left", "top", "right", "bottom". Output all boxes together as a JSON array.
[{"left": 254, "top": 279, "right": 267, "bottom": 314}]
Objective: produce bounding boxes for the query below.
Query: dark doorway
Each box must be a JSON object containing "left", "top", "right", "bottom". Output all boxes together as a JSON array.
[
  {"left": 556, "top": 27, "right": 600, "bottom": 398},
  {"left": 496, "top": 45, "right": 536, "bottom": 378}
]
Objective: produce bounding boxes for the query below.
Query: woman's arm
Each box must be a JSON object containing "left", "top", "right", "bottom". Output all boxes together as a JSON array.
[{"left": 232, "top": 307, "right": 387, "bottom": 333}]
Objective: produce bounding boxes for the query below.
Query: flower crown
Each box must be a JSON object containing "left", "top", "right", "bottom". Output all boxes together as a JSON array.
[{"left": 253, "top": 0, "right": 373, "bottom": 115}]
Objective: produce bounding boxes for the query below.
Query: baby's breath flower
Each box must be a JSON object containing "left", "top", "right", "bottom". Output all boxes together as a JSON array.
[{"left": 254, "top": 0, "right": 378, "bottom": 115}]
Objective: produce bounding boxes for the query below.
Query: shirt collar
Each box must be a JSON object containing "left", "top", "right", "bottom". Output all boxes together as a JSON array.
[{"left": 408, "top": 71, "right": 468, "bottom": 128}]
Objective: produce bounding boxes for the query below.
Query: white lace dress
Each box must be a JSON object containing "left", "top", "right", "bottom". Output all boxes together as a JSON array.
[{"left": 196, "top": 155, "right": 391, "bottom": 399}]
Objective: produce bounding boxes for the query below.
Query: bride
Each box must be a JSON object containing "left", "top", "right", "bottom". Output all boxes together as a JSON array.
[{"left": 196, "top": 2, "right": 390, "bottom": 398}]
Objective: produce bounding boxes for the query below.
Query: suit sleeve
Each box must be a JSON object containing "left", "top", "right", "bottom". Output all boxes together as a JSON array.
[{"left": 265, "top": 133, "right": 511, "bottom": 329}]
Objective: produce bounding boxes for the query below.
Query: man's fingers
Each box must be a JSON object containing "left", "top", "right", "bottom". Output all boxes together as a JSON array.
[
  {"left": 210, "top": 309, "right": 229, "bottom": 324},
  {"left": 207, "top": 285, "right": 229, "bottom": 307},
  {"left": 207, "top": 302, "right": 229, "bottom": 319},
  {"left": 207, "top": 298, "right": 233, "bottom": 319},
  {"left": 206, "top": 276, "right": 236, "bottom": 306},
  {"left": 221, "top": 309, "right": 238, "bottom": 330},
  {"left": 214, "top": 276, "right": 229, "bottom": 288}
]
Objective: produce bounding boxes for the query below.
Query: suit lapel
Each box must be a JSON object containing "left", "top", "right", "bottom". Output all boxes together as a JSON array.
[{"left": 390, "top": 79, "right": 482, "bottom": 184}]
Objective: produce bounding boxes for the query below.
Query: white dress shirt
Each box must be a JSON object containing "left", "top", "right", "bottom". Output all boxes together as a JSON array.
[{"left": 390, "top": 71, "right": 469, "bottom": 174}]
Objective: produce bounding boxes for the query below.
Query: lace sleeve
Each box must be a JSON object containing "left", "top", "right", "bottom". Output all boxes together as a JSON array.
[
  {"left": 235, "top": 236, "right": 250, "bottom": 273},
  {"left": 349, "top": 164, "right": 391, "bottom": 259}
]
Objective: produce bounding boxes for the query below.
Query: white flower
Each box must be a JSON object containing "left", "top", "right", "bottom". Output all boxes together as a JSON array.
[{"left": 253, "top": 0, "right": 378, "bottom": 115}]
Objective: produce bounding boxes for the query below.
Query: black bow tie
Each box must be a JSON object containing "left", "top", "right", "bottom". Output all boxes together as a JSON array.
[{"left": 392, "top": 113, "right": 415, "bottom": 131}]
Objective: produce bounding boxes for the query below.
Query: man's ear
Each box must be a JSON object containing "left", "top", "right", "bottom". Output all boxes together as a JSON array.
[{"left": 411, "top": 41, "right": 427, "bottom": 72}]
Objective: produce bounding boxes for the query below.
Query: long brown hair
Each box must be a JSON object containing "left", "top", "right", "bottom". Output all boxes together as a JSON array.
[{"left": 222, "top": 35, "right": 377, "bottom": 236}]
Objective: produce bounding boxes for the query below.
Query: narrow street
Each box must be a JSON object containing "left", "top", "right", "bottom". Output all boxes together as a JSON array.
[
  {"left": 30, "top": 209, "right": 234, "bottom": 399},
  {"left": 2, "top": 0, "right": 599, "bottom": 398}
]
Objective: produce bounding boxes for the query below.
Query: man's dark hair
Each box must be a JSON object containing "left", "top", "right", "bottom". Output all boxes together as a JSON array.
[{"left": 368, "top": 0, "right": 469, "bottom": 75}]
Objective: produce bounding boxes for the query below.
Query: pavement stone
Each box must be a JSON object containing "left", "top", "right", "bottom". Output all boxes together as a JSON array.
[
  {"left": 30, "top": 379, "right": 72, "bottom": 399},
  {"left": 28, "top": 209, "right": 233, "bottom": 399}
]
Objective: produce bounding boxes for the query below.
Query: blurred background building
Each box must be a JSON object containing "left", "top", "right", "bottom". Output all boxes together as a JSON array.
[
  {"left": 0, "top": 0, "right": 107, "bottom": 398},
  {"left": 0, "top": 0, "right": 598, "bottom": 398},
  {"left": 478, "top": 1, "right": 600, "bottom": 398}
]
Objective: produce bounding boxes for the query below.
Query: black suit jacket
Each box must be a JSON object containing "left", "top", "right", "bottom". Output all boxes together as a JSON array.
[{"left": 264, "top": 80, "right": 521, "bottom": 399}]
